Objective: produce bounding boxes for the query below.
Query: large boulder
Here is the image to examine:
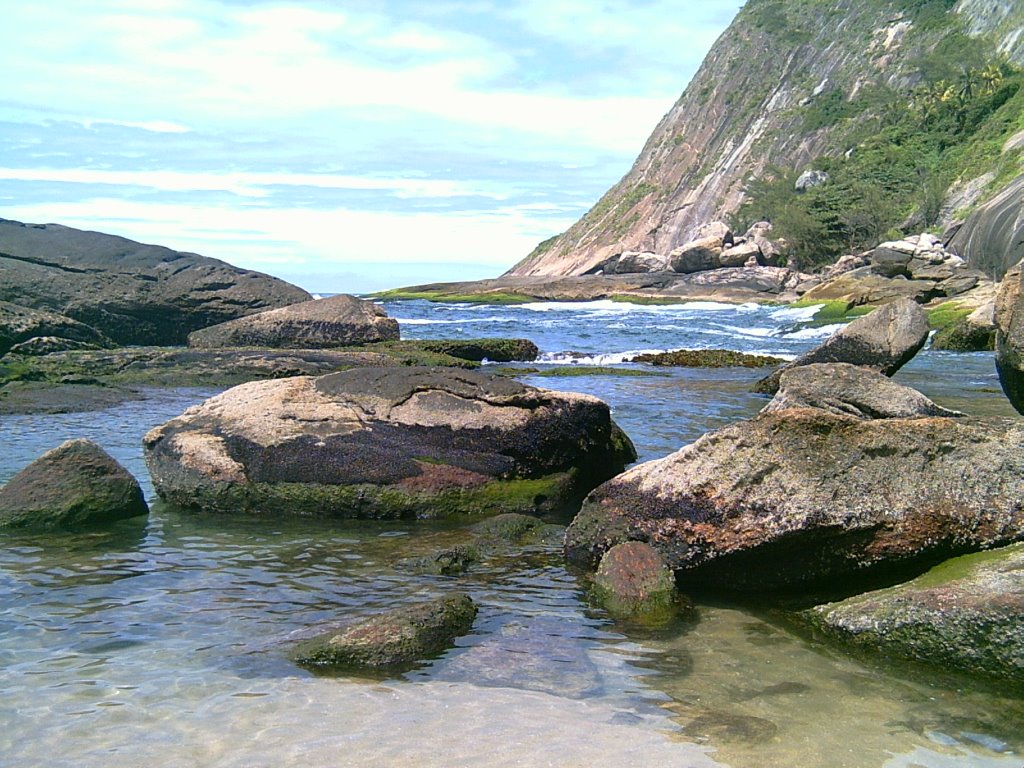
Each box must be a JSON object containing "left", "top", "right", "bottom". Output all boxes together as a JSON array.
[
  {"left": 0, "top": 439, "right": 148, "bottom": 530},
  {"left": 0, "top": 218, "right": 310, "bottom": 345},
  {"left": 144, "top": 367, "right": 636, "bottom": 518},
  {"left": 995, "top": 259, "right": 1024, "bottom": 414},
  {"left": 669, "top": 236, "right": 724, "bottom": 274},
  {"left": 0, "top": 300, "right": 112, "bottom": 357},
  {"left": 930, "top": 298, "right": 996, "bottom": 352},
  {"left": 753, "top": 298, "right": 929, "bottom": 395},
  {"left": 947, "top": 173, "right": 1024, "bottom": 280},
  {"left": 806, "top": 544, "right": 1024, "bottom": 683},
  {"left": 564, "top": 408, "right": 1024, "bottom": 591},
  {"left": 762, "top": 363, "right": 962, "bottom": 419},
  {"left": 291, "top": 593, "right": 478, "bottom": 672},
  {"left": 607, "top": 251, "right": 668, "bottom": 274},
  {"left": 188, "top": 294, "right": 399, "bottom": 349}
]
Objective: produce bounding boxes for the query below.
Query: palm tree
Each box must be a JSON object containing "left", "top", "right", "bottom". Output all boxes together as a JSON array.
[{"left": 981, "top": 63, "right": 1004, "bottom": 95}]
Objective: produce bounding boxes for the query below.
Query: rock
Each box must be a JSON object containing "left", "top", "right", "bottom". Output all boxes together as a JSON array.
[
  {"left": 822, "top": 253, "right": 869, "bottom": 279},
  {"left": 398, "top": 338, "right": 538, "bottom": 363},
  {"left": 695, "top": 221, "right": 734, "bottom": 246},
  {"left": 592, "top": 541, "right": 679, "bottom": 618},
  {"left": 744, "top": 221, "right": 773, "bottom": 240},
  {"left": 753, "top": 298, "right": 929, "bottom": 395},
  {"left": 291, "top": 593, "right": 477, "bottom": 671},
  {"left": 795, "top": 169, "right": 829, "bottom": 192},
  {"left": 719, "top": 240, "right": 760, "bottom": 268},
  {"left": 0, "top": 300, "right": 112, "bottom": 357},
  {"left": 630, "top": 349, "right": 784, "bottom": 368},
  {"left": 947, "top": 173, "right": 1024, "bottom": 280},
  {"left": 470, "top": 513, "right": 555, "bottom": 544},
  {"left": 609, "top": 251, "right": 668, "bottom": 274},
  {"left": 6, "top": 336, "right": 108, "bottom": 356},
  {"left": 396, "top": 545, "right": 481, "bottom": 576},
  {"left": 806, "top": 543, "right": 1024, "bottom": 683},
  {"left": 0, "top": 439, "right": 148, "bottom": 530},
  {"left": 188, "top": 294, "right": 399, "bottom": 349},
  {"left": 995, "top": 259, "right": 1024, "bottom": 413},
  {"left": 565, "top": 409, "right": 1024, "bottom": 590},
  {"left": 0, "top": 218, "right": 310, "bottom": 346},
  {"left": 762, "top": 363, "right": 963, "bottom": 419},
  {"left": 931, "top": 299, "right": 996, "bottom": 352},
  {"left": 870, "top": 240, "right": 916, "bottom": 278},
  {"left": 669, "top": 236, "right": 724, "bottom": 274},
  {"left": 799, "top": 266, "right": 939, "bottom": 306},
  {"left": 144, "top": 367, "right": 636, "bottom": 518}
]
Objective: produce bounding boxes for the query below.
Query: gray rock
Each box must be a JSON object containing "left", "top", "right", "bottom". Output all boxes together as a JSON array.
[
  {"left": 669, "top": 236, "right": 724, "bottom": 273},
  {"left": 870, "top": 241, "right": 916, "bottom": 278},
  {"left": 188, "top": 294, "right": 399, "bottom": 349},
  {"left": 754, "top": 298, "right": 930, "bottom": 395},
  {"left": 806, "top": 543, "right": 1024, "bottom": 683},
  {"left": 291, "top": 593, "right": 477, "bottom": 672},
  {"left": 144, "top": 367, "right": 636, "bottom": 518},
  {"left": 795, "top": 169, "right": 829, "bottom": 192},
  {"left": 695, "top": 221, "right": 734, "bottom": 246},
  {"left": 0, "top": 218, "right": 310, "bottom": 346},
  {"left": 0, "top": 300, "right": 112, "bottom": 357},
  {"left": 947, "top": 173, "right": 1024, "bottom": 280},
  {"left": 798, "top": 266, "right": 939, "bottom": 306},
  {"left": 565, "top": 409, "right": 1024, "bottom": 590},
  {"left": 609, "top": 251, "right": 668, "bottom": 274},
  {"left": 0, "top": 439, "right": 148, "bottom": 530},
  {"left": 763, "top": 363, "right": 963, "bottom": 419},
  {"left": 719, "top": 240, "right": 760, "bottom": 268},
  {"left": 996, "top": 259, "right": 1024, "bottom": 413}
]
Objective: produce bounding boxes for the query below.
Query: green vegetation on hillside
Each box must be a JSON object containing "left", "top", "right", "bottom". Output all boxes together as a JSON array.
[{"left": 730, "top": 7, "right": 1024, "bottom": 269}]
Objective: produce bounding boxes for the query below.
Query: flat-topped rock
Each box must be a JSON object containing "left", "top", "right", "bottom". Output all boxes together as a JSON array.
[
  {"left": 0, "top": 439, "right": 148, "bottom": 530},
  {"left": 565, "top": 408, "right": 1024, "bottom": 591},
  {"left": 144, "top": 366, "right": 636, "bottom": 518},
  {"left": 188, "top": 294, "right": 399, "bottom": 349}
]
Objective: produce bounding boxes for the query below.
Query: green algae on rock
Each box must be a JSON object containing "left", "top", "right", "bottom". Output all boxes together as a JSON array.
[
  {"left": 144, "top": 367, "right": 636, "bottom": 519},
  {"left": 805, "top": 544, "right": 1024, "bottom": 684},
  {"left": 630, "top": 349, "right": 784, "bottom": 368},
  {"left": 292, "top": 593, "right": 478, "bottom": 672}
]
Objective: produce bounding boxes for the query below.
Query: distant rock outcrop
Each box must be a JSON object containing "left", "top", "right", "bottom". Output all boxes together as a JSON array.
[
  {"left": 144, "top": 367, "right": 636, "bottom": 518},
  {"left": 0, "top": 439, "right": 148, "bottom": 530},
  {"left": 188, "top": 294, "right": 399, "bottom": 349},
  {"left": 947, "top": 174, "right": 1024, "bottom": 280},
  {"left": 0, "top": 219, "right": 310, "bottom": 346},
  {"left": 0, "top": 300, "right": 112, "bottom": 357}
]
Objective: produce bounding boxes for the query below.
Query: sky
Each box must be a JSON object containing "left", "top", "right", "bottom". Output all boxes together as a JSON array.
[{"left": 0, "top": 0, "right": 744, "bottom": 293}]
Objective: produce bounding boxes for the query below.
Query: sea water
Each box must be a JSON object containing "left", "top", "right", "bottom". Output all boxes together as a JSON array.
[{"left": 0, "top": 300, "right": 1021, "bottom": 768}]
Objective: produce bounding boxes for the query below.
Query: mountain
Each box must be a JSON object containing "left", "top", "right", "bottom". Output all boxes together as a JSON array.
[
  {"left": 508, "top": 0, "right": 1024, "bottom": 279},
  {"left": 0, "top": 219, "right": 311, "bottom": 346}
]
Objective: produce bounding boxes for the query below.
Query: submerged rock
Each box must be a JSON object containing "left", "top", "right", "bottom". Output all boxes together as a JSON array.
[
  {"left": 806, "top": 543, "right": 1024, "bottom": 683},
  {"left": 754, "top": 298, "right": 929, "bottom": 395},
  {"left": 630, "top": 349, "right": 783, "bottom": 368},
  {"left": 188, "top": 293, "right": 399, "bottom": 349},
  {"left": 0, "top": 439, "right": 148, "bottom": 530},
  {"left": 144, "top": 366, "right": 636, "bottom": 518},
  {"left": 592, "top": 541, "right": 680, "bottom": 619},
  {"left": 565, "top": 408, "right": 1024, "bottom": 591},
  {"left": 763, "top": 363, "right": 962, "bottom": 419},
  {"left": 291, "top": 593, "right": 477, "bottom": 672}
]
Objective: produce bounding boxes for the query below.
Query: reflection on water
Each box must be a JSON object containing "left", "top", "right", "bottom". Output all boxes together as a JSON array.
[{"left": 2, "top": 302, "right": 1022, "bottom": 767}]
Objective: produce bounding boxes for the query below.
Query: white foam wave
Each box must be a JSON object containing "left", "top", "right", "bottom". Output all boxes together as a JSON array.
[
  {"left": 781, "top": 323, "right": 845, "bottom": 340},
  {"left": 517, "top": 299, "right": 759, "bottom": 314},
  {"left": 395, "top": 316, "right": 512, "bottom": 326},
  {"left": 538, "top": 349, "right": 666, "bottom": 365},
  {"left": 770, "top": 304, "right": 823, "bottom": 321}
]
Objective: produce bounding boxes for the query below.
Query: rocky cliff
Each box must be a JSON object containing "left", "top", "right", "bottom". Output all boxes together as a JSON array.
[{"left": 508, "top": 0, "right": 1024, "bottom": 278}]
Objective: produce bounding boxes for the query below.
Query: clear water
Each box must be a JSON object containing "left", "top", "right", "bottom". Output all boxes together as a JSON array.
[{"left": 1, "top": 300, "right": 1021, "bottom": 768}]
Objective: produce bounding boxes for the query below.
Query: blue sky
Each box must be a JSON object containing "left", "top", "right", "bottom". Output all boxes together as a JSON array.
[{"left": 0, "top": 1, "right": 743, "bottom": 293}]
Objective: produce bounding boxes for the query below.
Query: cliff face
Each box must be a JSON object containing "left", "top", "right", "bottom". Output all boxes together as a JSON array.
[{"left": 509, "top": 0, "right": 1024, "bottom": 278}]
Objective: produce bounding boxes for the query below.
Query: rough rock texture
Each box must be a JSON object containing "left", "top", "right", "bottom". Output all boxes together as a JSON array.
[
  {"left": 188, "top": 294, "right": 399, "bottom": 349},
  {"left": 506, "top": 3, "right": 1024, "bottom": 278},
  {"left": 763, "top": 363, "right": 963, "bottom": 419},
  {"left": 797, "top": 268, "right": 940, "bottom": 307},
  {"left": 0, "top": 218, "right": 310, "bottom": 345},
  {"left": 606, "top": 251, "right": 668, "bottom": 274},
  {"left": 0, "top": 439, "right": 148, "bottom": 530},
  {"left": 630, "top": 349, "right": 784, "bottom": 368},
  {"left": 564, "top": 409, "right": 1024, "bottom": 591},
  {"left": 947, "top": 174, "right": 1024, "bottom": 280},
  {"left": 754, "top": 298, "right": 929, "bottom": 395},
  {"left": 291, "top": 593, "right": 477, "bottom": 671},
  {"left": 0, "top": 300, "right": 112, "bottom": 357},
  {"left": 592, "top": 541, "right": 678, "bottom": 618},
  {"left": 930, "top": 298, "right": 996, "bottom": 351},
  {"left": 995, "top": 259, "right": 1024, "bottom": 414},
  {"left": 669, "top": 236, "right": 724, "bottom": 274},
  {"left": 806, "top": 543, "right": 1024, "bottom": 683},
  {"left": 144, "top": 367, "right": 636, "bottom": 518}
]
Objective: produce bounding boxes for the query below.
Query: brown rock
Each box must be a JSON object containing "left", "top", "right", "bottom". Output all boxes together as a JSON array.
[{"left": 669, "top": 236, "right": 724, "bottom": 273}]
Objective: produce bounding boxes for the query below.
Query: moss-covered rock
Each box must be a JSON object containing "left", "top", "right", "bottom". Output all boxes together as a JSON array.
[
  {"left": 0, "top": 439, "right": 148, "bottom": 530},
  {"left": 592, "top": 541, "right": 680, "bottom": 620},
  {"left": 292, "top": 593, "right": 478, "bottom": 672},
  {"left": 630, "top": 349, "right": 784, "bottom": 368},
  {"left": 805, "top": 544, "right": 1024, "bottom": 684}
]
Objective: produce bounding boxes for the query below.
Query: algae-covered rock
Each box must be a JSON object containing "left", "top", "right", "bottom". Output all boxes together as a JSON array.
[
  {"left": 754, "top": 298, "right": 929, "bottom": 395},
  {"left": 292, "top": 593, "right": 478, "bottom": 672},
  {"left": 592, "top": 541, "right": 680, "bottom": 619},
  {"left": 630, "top": 349, "right": 784, "bottom": 368},
  {"left": 396, "top": 545, "right": 481, "bottom": 576},
  {"left": 806, "top": 544, "right": 1024, "bottom": 683},
  {"left": 0, "top": 439, "right": 148, "bottom": 530},
  {"left": 566, "top": 408, "right": 1024, "bottom": 591},
  {"left": 144, "top": 367, "right": 635, "bottom": 518}
]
